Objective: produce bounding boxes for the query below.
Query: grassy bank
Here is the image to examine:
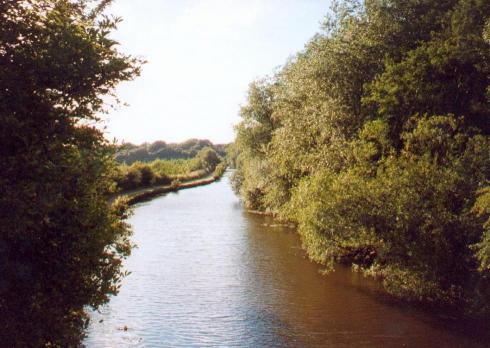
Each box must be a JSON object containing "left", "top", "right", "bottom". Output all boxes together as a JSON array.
[
  {"left": 124, "top": 166, "right": 226, "bottom": 206},
  {"left": 114, "top": 147, "right": 221, "bottom": 192}
]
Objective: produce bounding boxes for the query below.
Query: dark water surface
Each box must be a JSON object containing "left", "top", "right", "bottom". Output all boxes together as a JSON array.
[{"left": 85, "top": 172, "right": 486, "bottom": 347}]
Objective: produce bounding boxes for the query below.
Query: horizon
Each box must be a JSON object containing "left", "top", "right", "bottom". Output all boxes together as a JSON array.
[
  {"left": 101, "top": 0, "right": 331, "bottom": 144},
  {"left": 119, "top": 137, "right": 232, "bottom": 147}
]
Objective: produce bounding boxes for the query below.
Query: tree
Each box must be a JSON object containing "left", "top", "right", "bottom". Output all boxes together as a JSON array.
[
  {"left": 195, "top": 147, "right": 220, "bottom": 171},
  {"left": 233, "top": 0, "right": 490, "bottom": 315},
  {"left": 231, "top": 79, "right": 278, "bottom": 210},
  {"left": 0, "top": 0, "right": 141, "bottom": 346}
]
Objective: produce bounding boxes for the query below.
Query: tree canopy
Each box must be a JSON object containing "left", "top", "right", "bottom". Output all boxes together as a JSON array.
[
  {"left": 0, "top": 0, "right": 141, "bottom": 345},
  {"left": 115, "top": 139, "right": 227, "bottom": 164},
  {"left": 232, "top": 0, "right": 490, "bottom": 316}
]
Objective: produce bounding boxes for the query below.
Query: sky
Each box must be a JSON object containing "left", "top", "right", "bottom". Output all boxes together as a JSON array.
[{"left": 103, "top": 0, "right": 331, "bottom": 144}]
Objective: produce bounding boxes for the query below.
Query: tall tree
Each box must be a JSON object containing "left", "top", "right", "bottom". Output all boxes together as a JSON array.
[
  {"left": 0, "top": 0, "right": 141, "bottom": 345},
  {"left": 233, "top": 0, "right": 490, "bottom": 315}
]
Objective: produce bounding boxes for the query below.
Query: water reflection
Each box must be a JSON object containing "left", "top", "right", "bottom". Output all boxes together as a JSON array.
[{"left": 85, "top": 172, "right": 486, "bottom": 347}]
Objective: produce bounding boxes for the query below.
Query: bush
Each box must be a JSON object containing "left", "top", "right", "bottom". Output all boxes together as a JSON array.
[
  {"left": 288, "top": 116, "right": 490, "bottom": 310},
  {"left": 0, "top": 1, "right": 140, "bottom": 345},
  {"left": 213, "top": 163, "right": 227, "bottom": 178},
  {"left": 231, "top": 0, "right": 490, "bottom": 315},
  {"left": 132, "top": 162, "right": 155, "bottom": 187},
  {"left": 195, "top": 147, "right": 221, "bottom": 171}
]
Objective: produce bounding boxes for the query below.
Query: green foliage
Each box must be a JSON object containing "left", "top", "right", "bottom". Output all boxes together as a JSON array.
[
  {"left": 132, "top": 162, "right": 155, "bottom": 186},
  {"left": 213, "top": 162, "right": 227, "bottom": 178},
  {"left": 472, "top": 186, "right": 490, "bottom": 272},
  {"left": 116, "top": 164, "right": 142, "bottom": 190},
  {"left": 114, "top": 149, "right": 223, "bottom": 193},
  {"left": 236, "top": 79, "right": 276, "bottom": 156},
  {"left": 225, "top": 142, "right": 240, "bottom": 169},
  {"left": 231, "top": 79, "right": 279, "bottom": 210},
  {"left": 233, "top": 0, "right": 490, "bottom": 315},
  {"left": 0, "top": 0, "right": 141, "bottom": 345},
  {"left": 150, "top": 158, "right": 194, "bottom": 176},
  {"left": 194, "top": 147, "right": 221, "bottom": 171},
  {"left": 288, "top": 115, "right": 490, "bottom": 310},
  {"left": 115, "top": 138, "right": 227, "bottom": 164}
]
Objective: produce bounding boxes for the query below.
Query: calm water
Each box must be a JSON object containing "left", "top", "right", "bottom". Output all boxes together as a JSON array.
[{"left": 85, "top": 172, "right": 487, "bottom": 347}]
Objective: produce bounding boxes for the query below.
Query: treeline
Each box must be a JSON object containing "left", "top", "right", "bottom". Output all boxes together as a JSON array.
[
  {"left": 115, "top": 147, "right": 222, "bottom": 191},
  {"left": 232, "top": 0, "right": 490, "bottom": 316},
  {"left": 116, "top": 138, "right": 227, "bottom": 164}
]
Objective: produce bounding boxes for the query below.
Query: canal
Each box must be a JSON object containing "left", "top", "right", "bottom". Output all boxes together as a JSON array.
[{"left": 85, "top": 172, "right": 485, "bottom": 347}]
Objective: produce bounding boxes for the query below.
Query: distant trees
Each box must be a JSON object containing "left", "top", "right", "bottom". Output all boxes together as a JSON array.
[
  {"left": 115, "top": 148, "right": 223, "bottom": 192},
  {"left": 233, "top": 0, "right": 490, "bottom": 315},
  {"left": 194, "top": 147, "right": 221, "bottom": 171},
  {"left": 115, "top": 138, "right": 227, "bottom": 164},
  {"left": 0, "top": 0, "right": 141, "bottom": 346}
]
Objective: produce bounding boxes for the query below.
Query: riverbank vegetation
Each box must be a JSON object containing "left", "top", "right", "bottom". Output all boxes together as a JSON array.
[
  {"left": 125, "top": 170, "right": 227, "bottom": 206},
  {"left": 232, "top": 0, "right": 490, "bottom": 316},
  {"left": 0, "top": 1, "right": 141, "bottom": 346},
  {"left": 213, "top": 162, "right": 227, "bottom": 179},
  {"left": 114, "top": 147, "right": 223, "bottom": 192},
  {"left": 115, "top": 138, "right": 227, "bottom": 164},
  {"left": 117, "top": 148, "right": 227, "bottom": 206}
]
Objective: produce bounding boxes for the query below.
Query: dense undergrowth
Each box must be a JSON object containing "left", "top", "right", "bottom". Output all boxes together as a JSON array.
[
  {"left": 115, "top": 147, "right": 222, "bottom": 191},
  {"left": 0, "top": 1, "right": 141, "bottom": 346},
  {"left": 231, "top": 0, "right": 490, "bottom": 316}
]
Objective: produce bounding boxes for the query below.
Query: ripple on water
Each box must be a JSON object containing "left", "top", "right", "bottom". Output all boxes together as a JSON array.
[{"left": 85, "top": 174, "right": 488, "bottom": 348}]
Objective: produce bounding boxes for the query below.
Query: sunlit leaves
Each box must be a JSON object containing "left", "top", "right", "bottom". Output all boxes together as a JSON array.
[
  {"left": 233, "top": 0, "right": 490, "bottom": 315},
  {"left": 0, "top": 0, "right": 141, "bottom": 345}
]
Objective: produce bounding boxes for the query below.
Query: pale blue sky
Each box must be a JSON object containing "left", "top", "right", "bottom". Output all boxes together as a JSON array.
[{"left": 103, "top": 0, "right": 331, "bottom": 144}]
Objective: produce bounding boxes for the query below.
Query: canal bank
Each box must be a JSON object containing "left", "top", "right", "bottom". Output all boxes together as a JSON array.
[
  {"left": 113, "top": 169, "right": 226, "bottom": 206},
  {"left": 86, "top": 171, "right": 488, "bottom": 347}
]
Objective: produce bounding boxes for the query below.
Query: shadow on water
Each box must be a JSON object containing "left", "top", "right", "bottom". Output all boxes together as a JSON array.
[
  {"left": 85, "top": 172, "right": 489, "bottom": 347},
  {"left": 242, "top": 211, "right": 490, "bottom": 348}
]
